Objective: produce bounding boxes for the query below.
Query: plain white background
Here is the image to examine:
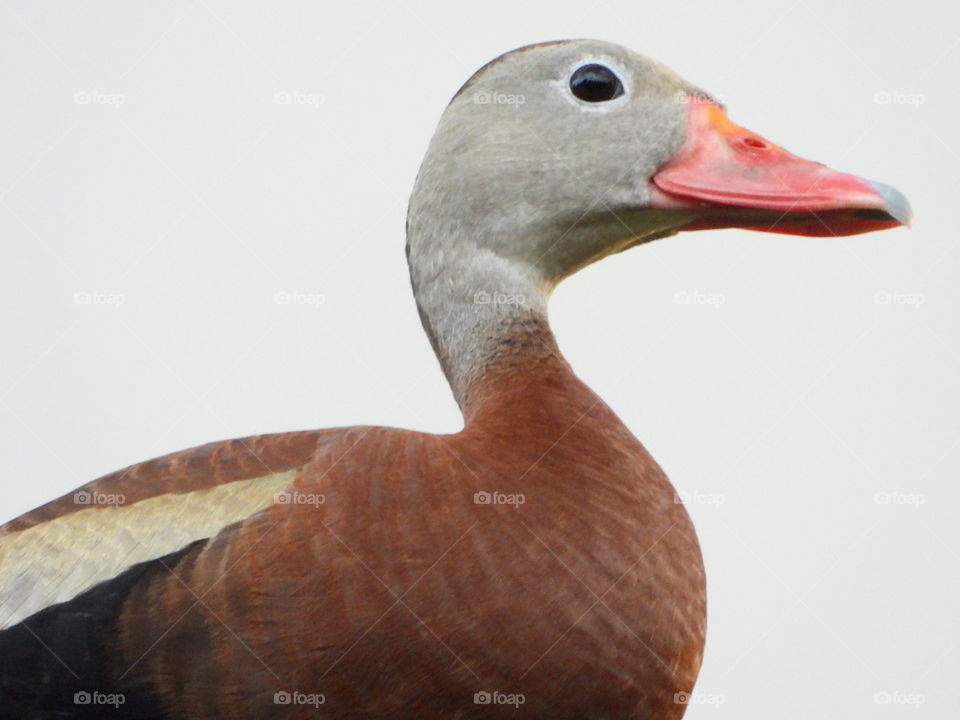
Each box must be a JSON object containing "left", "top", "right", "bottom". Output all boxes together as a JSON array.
[{"left": 1, "top": 1, "right": 956, "bottom": 717}]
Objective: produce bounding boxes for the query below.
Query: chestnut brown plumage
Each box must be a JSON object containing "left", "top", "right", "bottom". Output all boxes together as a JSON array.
[{"left": 0, "top": 39, "right": 909, "bottom": 719}]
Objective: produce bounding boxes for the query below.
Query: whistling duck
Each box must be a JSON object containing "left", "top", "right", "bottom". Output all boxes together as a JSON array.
[{"left": 0, "top": 40, "right": 910, "bottom": 719}]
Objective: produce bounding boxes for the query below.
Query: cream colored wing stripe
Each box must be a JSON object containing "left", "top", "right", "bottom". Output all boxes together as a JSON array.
[{"left": 0, "top": 470, "right": 298, "bottom": 630}]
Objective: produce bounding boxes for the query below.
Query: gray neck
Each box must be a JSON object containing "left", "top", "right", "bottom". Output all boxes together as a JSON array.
[
  {"left": 402, "top": 42, "right": 699, "bottom": 409},
  {"left": 406, "top": 209, "right": 691, "bottom": 410},
  {"left": 407, "top": 238, "right": 553, "bottom": 409},
  {"left": 404, "top": 87, "right": 693, "bottom": 410}
]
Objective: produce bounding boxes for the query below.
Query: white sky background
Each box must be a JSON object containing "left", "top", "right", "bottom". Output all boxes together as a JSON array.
[{"left": 0, "top": 1, "right": 957, "bottom": 717}]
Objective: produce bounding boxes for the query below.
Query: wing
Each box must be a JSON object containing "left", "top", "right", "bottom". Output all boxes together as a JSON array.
[{"left": 0, "top": 429, "right": 333, "bottom": 719}]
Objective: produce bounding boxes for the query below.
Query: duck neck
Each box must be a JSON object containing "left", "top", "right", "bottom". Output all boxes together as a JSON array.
[{"left": 407, "top": 244, "right": 570, "bottom": 416}]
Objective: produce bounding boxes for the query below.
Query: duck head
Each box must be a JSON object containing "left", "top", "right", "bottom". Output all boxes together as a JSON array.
[{"left": 406, "top": 39, "right": 911, "bottom": 405}]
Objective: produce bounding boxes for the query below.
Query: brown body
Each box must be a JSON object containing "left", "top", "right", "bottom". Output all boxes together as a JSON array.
[{"left": 3, "top": 322, "right": 704, "bottom": 719}]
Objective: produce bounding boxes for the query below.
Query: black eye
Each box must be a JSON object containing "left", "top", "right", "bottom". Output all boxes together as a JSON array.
[{"left": 569, "top": 64, "right": 624, "bottom": 102}]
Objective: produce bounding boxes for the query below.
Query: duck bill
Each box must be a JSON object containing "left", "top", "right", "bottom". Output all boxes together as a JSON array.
[{"left": 650, "top": 103, "right": 912, "bottom": 237}]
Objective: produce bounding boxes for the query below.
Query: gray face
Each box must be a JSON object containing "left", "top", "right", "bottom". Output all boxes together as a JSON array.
[
  {"left": 404, "top": 39, "right": 908, "bottom": 407},
  {"left": 408, "top": 39, "right": 710, "bottom": 285}
]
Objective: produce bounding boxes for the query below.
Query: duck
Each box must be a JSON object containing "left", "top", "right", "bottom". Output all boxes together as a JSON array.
[{"left": 0, "top": 39, "right": 910, "bottom": 720}]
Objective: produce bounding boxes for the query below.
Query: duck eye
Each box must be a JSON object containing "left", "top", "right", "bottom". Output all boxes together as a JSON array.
[{"left": 569, "top": 64, "right": 625, "bottom": 102}]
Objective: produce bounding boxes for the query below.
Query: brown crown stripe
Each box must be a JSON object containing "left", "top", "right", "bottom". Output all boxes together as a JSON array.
[{"left": 451, "top": 39, "right": 574, "bottom": 100}]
